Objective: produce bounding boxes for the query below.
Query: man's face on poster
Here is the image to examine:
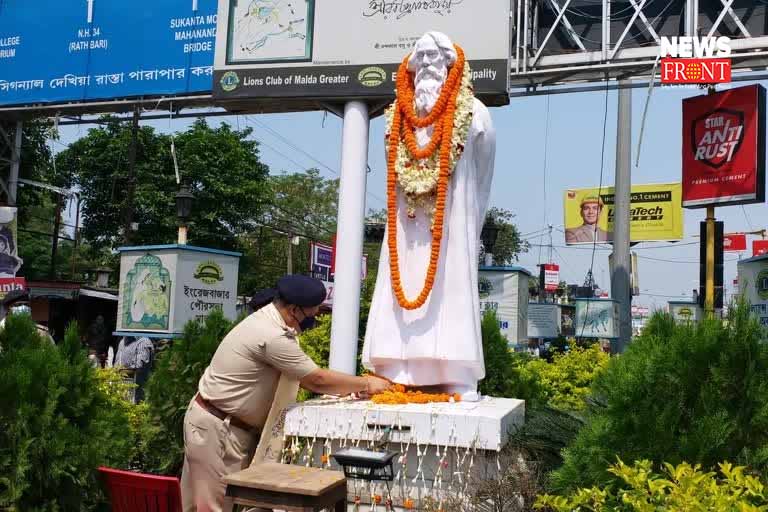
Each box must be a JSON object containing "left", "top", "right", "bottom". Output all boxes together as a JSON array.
[{"left": 580, "top": 202, "right": 601, "bottom": 226}]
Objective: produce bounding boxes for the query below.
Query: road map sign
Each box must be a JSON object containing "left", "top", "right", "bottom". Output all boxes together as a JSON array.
[{"left": 0, "top": 0, "right": 219, "bottom": 107}]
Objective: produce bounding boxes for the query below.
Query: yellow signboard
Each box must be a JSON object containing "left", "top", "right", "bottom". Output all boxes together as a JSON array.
[{"left": 563, "top": 183, "right": 684, "bottom": 245}]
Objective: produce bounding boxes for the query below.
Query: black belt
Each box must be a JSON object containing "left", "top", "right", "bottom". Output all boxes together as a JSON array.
[{"left": 194, "top": 394, "right": 254, "bottom": 431}]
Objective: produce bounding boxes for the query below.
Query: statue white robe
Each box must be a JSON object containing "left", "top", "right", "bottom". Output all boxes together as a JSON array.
[{"left": 362, "top": 98, "right": 496, "bottom": 391}]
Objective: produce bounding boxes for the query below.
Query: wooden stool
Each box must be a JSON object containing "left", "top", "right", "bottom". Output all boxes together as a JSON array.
[{"left": 222, "top": 462, "right": 347, "bottom": 512}]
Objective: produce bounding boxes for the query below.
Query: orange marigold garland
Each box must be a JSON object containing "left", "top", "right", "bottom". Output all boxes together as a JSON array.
[
  {"left": 385, "top": 44, "right": 473, "bottom": 310},
  {"left": 371, "top": 384, "right": 461, "bottom": 405}
]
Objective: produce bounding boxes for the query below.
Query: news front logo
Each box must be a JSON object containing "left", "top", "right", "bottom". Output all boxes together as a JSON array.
[{"left": 660, "top": 36, "right": 732, "bottom": 85}]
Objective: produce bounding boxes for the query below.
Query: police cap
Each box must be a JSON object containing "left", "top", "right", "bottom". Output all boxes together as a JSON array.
[{"left": 276, "top": 275, "right": 326, "bottom": 307}]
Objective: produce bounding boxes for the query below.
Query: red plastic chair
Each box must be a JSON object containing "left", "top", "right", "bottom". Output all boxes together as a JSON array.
[{"left": 98, "top": 466, "right": 182, "bottom": 512}]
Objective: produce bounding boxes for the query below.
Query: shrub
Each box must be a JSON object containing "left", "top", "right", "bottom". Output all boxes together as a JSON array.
[
  {"left": 536, "top": 459, "right": 768, "bottom": 511},
  {"left": 551, "top": 301, "right": 768, "bottom": 492},
  {"left": 0, "top": 315, "right": 132, "bottom": 510},
  {"left": 479, "top": 310, "right": 543, "bottom": 402},
  {"left": 141, "top": 310, "right": 234, "bottom": 475},
  {"left": 95, "top": 367, "right": 151, "bottom": 470},
  {"left": 297, "top": 314, "right": 332, "bottom": 402},
  {"left": 525, "top": 344, "right": 609, "bottom": 411}
]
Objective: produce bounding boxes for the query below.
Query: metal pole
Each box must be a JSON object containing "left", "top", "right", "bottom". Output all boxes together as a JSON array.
[
  {"left": 328, "top": 101, "right": 369, "bottom": 375},
  {"left": 71, "top": 195, "right": 81, "bottom": 277},
  {"left": 9, "top": 121, "right": 22, "bottom": 206},
  {"left": 612, "top": 80, "right": 632, "bottom": 353},
  {"left": 50, "top": 195, "right": 63, "bottom": 279},
  {"left": 122, "top": 106, "right": 140, "bottom": 244},
  {"left": 705, "top": 205, "right": 715, "bottom": 316},
  {"left": 287, "top": 234, "right": 293, "bottom": 274}
]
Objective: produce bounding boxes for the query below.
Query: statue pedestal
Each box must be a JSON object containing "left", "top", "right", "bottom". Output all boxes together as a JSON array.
[{"left": 282, "top": 396, "right": 524, "bottom": 509}]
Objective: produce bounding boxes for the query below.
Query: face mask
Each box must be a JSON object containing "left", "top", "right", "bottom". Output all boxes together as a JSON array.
[
  {"left": 293, "top": 306, "right": 316, "bottom": 332},
  {"left": 9, "top": 304, "right": 31, "bottom": 316}
]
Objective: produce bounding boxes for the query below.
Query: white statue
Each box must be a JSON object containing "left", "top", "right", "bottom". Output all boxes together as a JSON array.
[{"left": 362, "top": 31, "right": 496, "bottom": 401}]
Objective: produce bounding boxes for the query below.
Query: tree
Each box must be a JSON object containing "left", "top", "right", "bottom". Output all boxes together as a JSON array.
[
  {"left": 480, "top": 207, "right": 528, "bottom": 265},
  {"left": 551, "top": 302, "right": 768, "bottom": 492},
  {"left": 56, "top": 119, "right": 270, "bottom": 253},
  {"left": 240, "top": 169, "right": 340, "bottom": 293}
]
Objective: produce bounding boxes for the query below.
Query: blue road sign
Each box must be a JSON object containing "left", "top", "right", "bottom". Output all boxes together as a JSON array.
[{"left": 0, "top": 0, "right": 218, "bottom": 107}]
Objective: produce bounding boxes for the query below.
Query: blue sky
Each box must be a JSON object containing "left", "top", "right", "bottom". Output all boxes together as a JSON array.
[{"left": 58, "top": 80, "right": 768, "bottom": 312}]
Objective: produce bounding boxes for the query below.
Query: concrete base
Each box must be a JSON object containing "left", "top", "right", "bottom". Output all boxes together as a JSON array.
[{"left": 281, "top": 396, "right": 525, "bottom": 509}]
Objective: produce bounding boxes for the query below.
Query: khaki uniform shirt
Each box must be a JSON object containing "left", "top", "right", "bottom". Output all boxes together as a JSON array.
[
  {"left": 565, "top": 224, "right": 612, "bottom": 243},
  {"left": 197, "top": 304, "right": 318, "bottom": 429}
]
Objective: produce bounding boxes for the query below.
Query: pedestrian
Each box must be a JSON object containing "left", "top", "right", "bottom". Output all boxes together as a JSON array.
[
  {"left": 180, "top": 275, "right": 391, "bottom": 512},
  {"left": 0, "top": 289, "right": 53, "bottom": 344},
  {"left": 86, "top": 315, "right": 108, "bottom": 367},
  {"left": 114, "top": 335, "right": 155, "bottom": 402}
]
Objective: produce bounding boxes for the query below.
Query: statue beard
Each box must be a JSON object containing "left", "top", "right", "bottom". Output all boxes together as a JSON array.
[{"left": 414, "top": 66, "right": 448, "bottom": 114}]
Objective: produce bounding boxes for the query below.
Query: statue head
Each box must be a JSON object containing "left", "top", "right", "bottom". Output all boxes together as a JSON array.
[{"left": 407, "top": 32, "right": 457, "bottom": 113}]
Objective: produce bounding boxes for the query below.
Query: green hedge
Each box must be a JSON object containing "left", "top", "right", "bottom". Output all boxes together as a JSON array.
[{"left": 0, "top": 315, "right": 133, "bottom": 511}]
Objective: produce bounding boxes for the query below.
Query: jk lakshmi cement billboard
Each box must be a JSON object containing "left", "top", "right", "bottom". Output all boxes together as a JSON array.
[
  {"left": 563, "top": 183, "right": 684, "bottom": 245},
  {"left": 682, "top": 84, "right": 766, "bottom": 208},
  {"left": 213, "top": 0, "right": 511, "bottom": 106}
]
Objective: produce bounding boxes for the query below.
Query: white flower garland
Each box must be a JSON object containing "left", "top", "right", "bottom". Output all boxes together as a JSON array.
[{"left": 385, "top": 64, "right": 475, "bottom": 221}]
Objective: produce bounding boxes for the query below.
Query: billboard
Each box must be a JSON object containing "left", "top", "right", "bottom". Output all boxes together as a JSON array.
[
  {"left": 724, "top": 233, "right": 747, "bottom": 252},
  {"left": 527, "top": 303, "right": 560, "bottom": 339},
  {"left": 682, "top": 84, "right": 766, "bottom": 208},
  {"left": 0, "top": 0, "right": 218, "bottom": 107},
  {"left": 213, "top": 0, "right": 510, "bottom": 103},
  {"left": 754, "top": 240, "right": 768, "bottom": 257},
  {"left": 563, "top": 183, "right": 684, "bottom": 245},
  {"left": 575, "top": 299, "right": 619, "bottom": 339},
  {"left": 0, "top": 208, "right": 22, "bottom": 277},
  {"left": 669, "top": 301, "right": 702, "bottom": 324}
]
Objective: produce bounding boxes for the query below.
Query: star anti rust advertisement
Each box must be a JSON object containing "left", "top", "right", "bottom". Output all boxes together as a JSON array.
[
  {"left": 682, "top": 84, "right": 766, "bottom": 208},
  {"left": 563, "top": 183, "right": 684, "bottom": 245}
]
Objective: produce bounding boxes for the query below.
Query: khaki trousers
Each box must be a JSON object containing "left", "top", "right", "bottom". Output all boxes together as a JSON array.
[{"left": 180, "top": 397, "right": 261, "bottom": 512}]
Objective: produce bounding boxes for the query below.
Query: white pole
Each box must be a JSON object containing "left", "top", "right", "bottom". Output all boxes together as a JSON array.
[{"left": 328, "top": 101, "right": 370, "bottom": 375}]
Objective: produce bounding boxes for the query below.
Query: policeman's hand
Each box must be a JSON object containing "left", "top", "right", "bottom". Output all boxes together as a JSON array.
[{"left": 365, "top": 375, "right": 392, "bottom": 396}]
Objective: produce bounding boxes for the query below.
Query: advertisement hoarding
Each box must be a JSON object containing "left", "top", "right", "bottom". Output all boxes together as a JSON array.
[
  {"left": 682, "top": 84, "right": 766, "bottom": 208},
  {"left": 0, "top": 277, "right": 27, "bottom": 301},
  {"left": 575, "top": 299, "right": 619, "bottom": 339},
  {"left": 527, "top": 303, "right": 560, "bottom": 339},
  {"left": 213, "top": 0, "right": 511, "bottom": 104},
  {"left": 542, "top": 264, "right": 560, "bottom": 292},
  {"left": 0, "top": 0, "right": 218, "bottom": 107},
  {"left": 563, "top": 183, "right": 684, "bottom": 245},
  {"left": 724, "top": 233, "right": 747, "bottom": 252},
  {"left": 754, "top": 240, "right": 768, "bottom": 257},
  {"left": 0, "top": 208, "right": 21, "bottom": 277},
  {"left": 669, "top": 301, "right": 702, "bottom": 324},
  {"left": 310, "top": 241, "right": 367, "bottom": 307}
]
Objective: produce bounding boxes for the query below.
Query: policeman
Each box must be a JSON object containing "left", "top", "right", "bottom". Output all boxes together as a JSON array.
[{"left": 181, "top": 274, "right": 391, "bottom": 512}]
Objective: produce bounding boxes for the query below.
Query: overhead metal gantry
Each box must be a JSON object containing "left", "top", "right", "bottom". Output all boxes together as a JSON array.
[{"left": 509, "top": 0, "right": 768, "bottom": 95}]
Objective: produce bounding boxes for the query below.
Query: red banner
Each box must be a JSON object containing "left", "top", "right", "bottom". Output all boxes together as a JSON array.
[
  {"left": 0, "top": 277, "right": 26, "bottom": 300},
  {"left": 543, "top": 264, "right": 560, "bottom": 292},
  {"left": 723, "top": 233, "right": 747, "bottom": 252},
  {"left": 754, "top": 240, "right": 768, "bottom": 257},
  {"left": 682, "top": 84, "right": 766, "bottom": 208}
]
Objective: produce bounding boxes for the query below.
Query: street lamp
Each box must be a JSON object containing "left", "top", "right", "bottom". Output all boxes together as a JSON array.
[
  {"left": 480, "top": 217, "right": 500, "bottom": 266},
  {"left": 175, "top": 184, "right": 194, "bottom": 245}
]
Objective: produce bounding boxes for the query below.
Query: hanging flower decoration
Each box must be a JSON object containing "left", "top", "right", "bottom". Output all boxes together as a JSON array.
[{"left": 385, "top": 44, "right": 474, "bottom": 310}]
